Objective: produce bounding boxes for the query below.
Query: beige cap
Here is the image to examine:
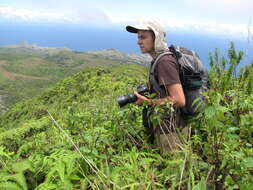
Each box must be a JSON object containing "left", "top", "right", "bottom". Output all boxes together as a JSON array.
[
  {"left": 126, "top": 21, "right": 168, "bottom": 53},
  {"left": 126, "top": 23, "right": 151, "bottom": 33}
]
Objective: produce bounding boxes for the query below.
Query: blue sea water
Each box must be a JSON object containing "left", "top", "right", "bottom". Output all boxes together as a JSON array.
[{"left": 0, "top": 22, "right": 252, "bottom": 68}]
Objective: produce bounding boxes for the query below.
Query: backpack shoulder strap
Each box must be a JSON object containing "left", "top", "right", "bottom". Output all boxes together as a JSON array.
[
  {"left": 150, "top": 52, "right": 173, "bottom": 73},
  {"left": 149, "top": 51, "right": 173, "bottom": 97}
]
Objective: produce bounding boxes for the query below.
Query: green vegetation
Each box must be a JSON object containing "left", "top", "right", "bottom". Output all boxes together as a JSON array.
[
  {"left": 0, "top": 42, "right": 252, "bottom": 189},
  {"left": 0, "top": 45, "right": 150, "bottom": 110}
]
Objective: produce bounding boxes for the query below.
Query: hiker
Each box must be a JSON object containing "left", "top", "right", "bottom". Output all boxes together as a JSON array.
[{"left": 126, "top": 21, "right": 188, "bottom": 154}]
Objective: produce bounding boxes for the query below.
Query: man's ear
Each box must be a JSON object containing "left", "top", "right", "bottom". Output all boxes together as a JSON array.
[{"left": 150, "top": 31, "right": 155, "bottom": 42}]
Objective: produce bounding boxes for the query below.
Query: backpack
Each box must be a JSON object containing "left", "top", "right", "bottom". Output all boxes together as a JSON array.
[{"left": 149, "top": 45, "right": 209, "bottom": 117}]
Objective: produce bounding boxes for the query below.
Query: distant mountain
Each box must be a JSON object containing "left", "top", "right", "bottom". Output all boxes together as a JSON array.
[
  {"left": 0, "top": 44, "right": 150, "bottom": 112},
  {"left": 86, "top": 48, "right": 151, "bottom": 66},
  {"left": 1, "top": 23, "right": 252, "bottom": 69},
  {"left": 0, "top": 44, "right": 70, "bottom": 56}
]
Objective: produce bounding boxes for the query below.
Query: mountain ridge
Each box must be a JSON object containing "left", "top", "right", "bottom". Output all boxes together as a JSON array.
[{"left": 0, "top": 44, "right": 150, "bottom": 112}]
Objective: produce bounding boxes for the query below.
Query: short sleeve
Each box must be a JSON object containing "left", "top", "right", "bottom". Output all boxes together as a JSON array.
[{"left": 157, "top": 55, "right": 181, "bottom": 86}]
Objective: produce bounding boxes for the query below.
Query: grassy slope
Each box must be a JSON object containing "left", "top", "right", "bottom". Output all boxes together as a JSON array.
[
  {"left": 0, "top": 44, "right": 252, "bottom": 189},
  {"left": 0, "top": 46, "right": 150, "bottom": 110},
  {"left": 0, "top": 64, "right": 148, "bottom": 131},
  {"left": 0, "top": 64, "right": 152, "bottom": 189}
]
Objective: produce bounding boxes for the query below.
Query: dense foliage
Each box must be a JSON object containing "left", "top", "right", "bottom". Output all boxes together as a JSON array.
[
  {"left": 0, "top": 47, "right": 149, "bottom": 110},
  {"left": 0, "top": 43, "right": 252, "bottom": 189}
]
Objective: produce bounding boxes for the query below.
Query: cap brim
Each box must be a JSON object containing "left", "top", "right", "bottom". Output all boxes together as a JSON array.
[{"left": 126, "top": 24, "right": 150, "bottom": 33}]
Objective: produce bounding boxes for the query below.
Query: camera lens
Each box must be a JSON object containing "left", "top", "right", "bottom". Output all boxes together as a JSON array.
[{"left": 117, "top": 94, "right": 137, "bottom": 107}]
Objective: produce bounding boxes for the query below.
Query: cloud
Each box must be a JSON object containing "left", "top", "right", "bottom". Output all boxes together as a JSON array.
[
  {"left": 0, "top": 6, "right": 76, "bottom": 22},
  {"left": 183, "top": 0, "right": 252, "bottom": 24},
  {"left": 0, "top": 4, "right": 252, "bottom": 38},
  {"left": 111, "top": 17, "right": 253, "bottom": 39},
  {"left": 191, "top": 0, "right": 252, "bottom": 11},
  {"left": 0, "top": 6, "right": 111, "bottom": 26},
  {"left": 72, "top": 6, "right": 111, "bottom": 26},
  {"left": 164, "top": 19, "right": 250, "bottom": 38}
]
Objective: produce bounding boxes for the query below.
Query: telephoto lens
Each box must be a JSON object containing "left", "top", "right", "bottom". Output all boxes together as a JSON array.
[
  {"left": 116, "top": 84, "right": 150, "bottom": 108},
  {"left": 117, "top": 94, "right": 137, "bottom": 108}
]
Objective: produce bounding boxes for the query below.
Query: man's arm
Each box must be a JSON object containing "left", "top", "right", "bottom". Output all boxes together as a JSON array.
[{"left": 135, "top": 83, "right": 185, "bottom": 108}]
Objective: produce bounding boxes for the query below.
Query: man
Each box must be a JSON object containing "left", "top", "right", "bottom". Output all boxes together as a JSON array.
[{"left": 126, "top": 21, "right": 187, "bottom": 154}]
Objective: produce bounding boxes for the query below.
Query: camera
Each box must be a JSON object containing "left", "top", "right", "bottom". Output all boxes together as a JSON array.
[{"left": 117, "top": 84, "right": 150, "bottom": 108}]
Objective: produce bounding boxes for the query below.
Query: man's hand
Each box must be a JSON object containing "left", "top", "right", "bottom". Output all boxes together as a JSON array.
[
  {"left": 134, "top": 83, "right": 185, "bottom": 107},
  {"left": 134, "top": 91, "right": 150, "bottom": 105}
]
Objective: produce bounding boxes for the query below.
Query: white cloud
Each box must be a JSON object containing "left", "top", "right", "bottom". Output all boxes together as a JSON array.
[
  {"left": 72, "top": 6, "right": 111, "bottom": 26},
  {"left": 0, "top": 6, "right": 77, "bottom": 22},
  {"left": 0, "top": 5, "right": 252, "bottom": 39},
  {"left": 0, "top": 6, "right": 111, "bottom": 26},
  {"left": 165, "top": 20, "right": 250, "bottom": 37},
  {"left": 191, "top": 0, "right": 252, "bottom": 11},
  {"left": 182, "top": 0, "right": 252, "bottom": 24},
  {"left": 111, "top": 17, "right": 253, "bottom": 39}
]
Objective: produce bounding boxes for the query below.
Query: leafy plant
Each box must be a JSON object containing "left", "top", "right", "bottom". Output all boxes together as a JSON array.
[{"left": 0, "top": 43, "right": 252, "bottom": 189}]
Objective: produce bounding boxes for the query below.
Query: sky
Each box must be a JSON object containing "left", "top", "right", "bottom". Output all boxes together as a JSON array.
[{"left": 0, "top": 0, "right": 252, "bottom": 40}]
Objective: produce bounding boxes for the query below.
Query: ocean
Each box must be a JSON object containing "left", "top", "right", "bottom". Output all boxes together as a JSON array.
[{"left": 0, "top": 22, "right": 252, "bottom": 68}]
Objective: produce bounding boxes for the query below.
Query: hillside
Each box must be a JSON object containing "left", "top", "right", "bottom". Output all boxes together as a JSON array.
[
  {"left": 0, "top": 42, "right": 252, "bottom": 189},
  {"left": 86, "top": 49, "right": 151, "bottom": 65},
  {"left": 0, "top": 44, "right": 70, "bottom": 56},
  {"left": 0, "top": 44, "right": 150, "bottom": 112},
  {"left": 0, "top": 64, "right": 151, "bottom": 189}
]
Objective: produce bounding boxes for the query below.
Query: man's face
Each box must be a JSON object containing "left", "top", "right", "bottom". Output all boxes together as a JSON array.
[{"left": 137, "top": 30, "right": 155, "bottom": 54}]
